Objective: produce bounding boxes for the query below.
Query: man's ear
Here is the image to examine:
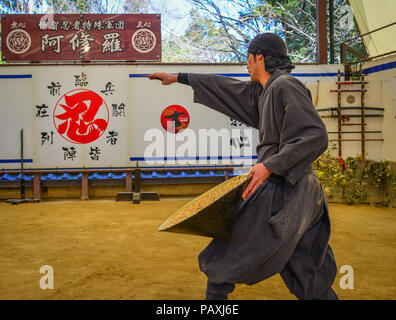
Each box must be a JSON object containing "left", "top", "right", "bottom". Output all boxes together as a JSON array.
[{"left": 257, "top": 54, "right": 266, "bottom": 69}]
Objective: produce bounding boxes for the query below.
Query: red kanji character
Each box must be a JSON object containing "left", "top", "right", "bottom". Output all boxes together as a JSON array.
[{"left": 54, "top": 89, "right": 109, "bottom": 144}]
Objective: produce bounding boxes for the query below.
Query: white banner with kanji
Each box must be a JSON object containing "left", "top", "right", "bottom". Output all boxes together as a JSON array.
[{"left": 0, "top": 63, "right": 347, "bottom": 169}]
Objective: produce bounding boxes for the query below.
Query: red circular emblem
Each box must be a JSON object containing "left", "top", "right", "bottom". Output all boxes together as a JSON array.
[
  {"left": 160, "top": 105, "right": 190, "bottom": 134},
  {"left": 53, "top": 89, "right": 109, "bottom": 144}
]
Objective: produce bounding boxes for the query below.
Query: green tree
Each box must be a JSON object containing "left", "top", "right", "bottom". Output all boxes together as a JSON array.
[
  {"left": 182, "top": 0, "right": 365, "bottom": 63},
  {"left": 163, "top": 9, "right": 249, "bottom": 63}
]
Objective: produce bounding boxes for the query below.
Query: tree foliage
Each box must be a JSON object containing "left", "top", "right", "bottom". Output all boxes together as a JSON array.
[
  {"left": 0, "top": 0, "right": 366, "bottom": 63},
  {"left": 163, "top": 9, "right": 244, "bottom": 63},
  {"left": 163, "top": 0, "right": 365, "bottom": 63}
]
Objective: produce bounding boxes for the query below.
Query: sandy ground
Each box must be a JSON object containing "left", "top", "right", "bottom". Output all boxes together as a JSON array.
[{"left": 0, "top": 199, "right": 395, "bottom": 300}]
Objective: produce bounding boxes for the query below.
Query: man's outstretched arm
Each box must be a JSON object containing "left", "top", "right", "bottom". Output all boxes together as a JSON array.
[
  {"left": 148, "top": 72, "right": 261, "bottom": 129},
  {"left": 149, "top": 72, "right": 269, "bottom": 200}
]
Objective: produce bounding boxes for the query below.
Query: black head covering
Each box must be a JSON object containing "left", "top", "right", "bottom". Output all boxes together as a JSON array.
[
  {"left": 248, "top": 33, "right": 288, "bottom": 58},
  {"left": 248, "top": 33, "right": 295, "bottom": 73}
]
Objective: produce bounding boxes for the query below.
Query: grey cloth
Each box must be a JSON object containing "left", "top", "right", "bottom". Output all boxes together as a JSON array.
[
  {"left": 188, "top": 69, "right": 328, "bottom": 185},
  {"left": 186, "top": 70, "right": 338, "bottom": 300}
]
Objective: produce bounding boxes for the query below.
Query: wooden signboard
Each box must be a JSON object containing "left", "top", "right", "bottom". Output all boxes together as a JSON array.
[{"left": 1, "top": 14, "right": 161, "bottom": 62}]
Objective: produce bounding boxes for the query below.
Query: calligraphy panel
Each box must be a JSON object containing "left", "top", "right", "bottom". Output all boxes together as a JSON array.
[{"left": 1, "top": 14, "right": 161, "bottom": 62}]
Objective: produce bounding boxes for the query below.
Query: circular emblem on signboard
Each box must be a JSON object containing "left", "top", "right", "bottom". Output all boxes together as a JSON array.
[
  {"left": 131, "top": 28, "right": 156, "bottom": 53},
  {"left": 161, "top": 105, "right": 190, "bottom": 134},
  {"left": 6, "top": 29, "right": 31, "bottom": 55},
  {"left": 53, "top": 89, "right": 109, "bottom": 144}
]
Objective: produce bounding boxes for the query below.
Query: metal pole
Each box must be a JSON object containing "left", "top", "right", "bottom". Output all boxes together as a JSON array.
[
  {"left": 283, "top": 0, "right": 288, "bottom": 46},
  {"left": 337, "top": 70, "right": 342, "bottom": 157},
  {"left": 361, "top": 70, "right": 366, "bottom": 158},
  {"left": 340, "top": 43, "right": 345, "bottom": 64},
  {"left": 20, "top": 129, "right": 25, "bottom": 199},
  {"left": 346, "top": 50, "right": 396, "bottom": 66},
  {"left": 334, "top": 21, "right": 396, "bottom": 47}
]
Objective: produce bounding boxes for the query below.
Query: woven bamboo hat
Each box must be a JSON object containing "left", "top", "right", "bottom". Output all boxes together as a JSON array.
[{"left": 158, "top": 174, "right": 251, "bottom": 241}]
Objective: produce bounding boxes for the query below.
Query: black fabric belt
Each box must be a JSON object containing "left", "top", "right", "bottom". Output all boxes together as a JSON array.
[
  {"left": 267, "top": 164, "right": 314, "bottom": 184},
  {"left": 268, "top": 174, "right": 284, "bottom": 184}
]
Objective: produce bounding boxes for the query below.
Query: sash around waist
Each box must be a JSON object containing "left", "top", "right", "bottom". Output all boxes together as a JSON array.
[{"left": 267, "top": 164, "right": 314, "bottom": 184}]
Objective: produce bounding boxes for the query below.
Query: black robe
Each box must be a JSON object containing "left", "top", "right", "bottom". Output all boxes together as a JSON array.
[{"left": 184, "top": 69, "right": 337, "bottom": 299}]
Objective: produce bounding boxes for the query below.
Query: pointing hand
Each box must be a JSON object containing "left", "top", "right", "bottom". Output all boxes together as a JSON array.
[{"left": 148, "top": 73, "right": 178, "bottom": 85}]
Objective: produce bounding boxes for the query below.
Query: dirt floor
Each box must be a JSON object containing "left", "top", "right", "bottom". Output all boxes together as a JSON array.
[{"left": 0, "top": 199, "right": 395, "bottom": 300}]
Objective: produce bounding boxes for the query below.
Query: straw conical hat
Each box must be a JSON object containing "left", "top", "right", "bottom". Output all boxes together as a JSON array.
[{"left": 158, "top": 174, "right": 251, "bottom": 241}]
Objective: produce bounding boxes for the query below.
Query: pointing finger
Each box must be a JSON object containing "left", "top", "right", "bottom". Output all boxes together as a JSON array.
[
  {"left": 242, "top": 180, "right": 256, "bottom": 200},
  {"left": 148, "top": 74, "right": 161, "bottom": 80}
]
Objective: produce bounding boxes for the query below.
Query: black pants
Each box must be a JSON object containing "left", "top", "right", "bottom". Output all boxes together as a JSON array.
[
  {"left": 205, "top": 211, "right": 339, "bottom": 300},
  {"left": 205, "top": 280, "right": 338, "bottom": 300},
  {"left": 202, "top": 171, "right": 338, "bottom": 300},
  {"left": 205, "top": 240, "right": 339, "bottom": 300}
]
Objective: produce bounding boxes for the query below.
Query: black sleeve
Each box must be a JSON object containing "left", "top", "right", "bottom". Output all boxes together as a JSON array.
[
  {"left": 187, "top": 73, "right": 261, "bottom": 129},
  {"left": 177, "top": 73, "right": 190, "bottom": 85}
]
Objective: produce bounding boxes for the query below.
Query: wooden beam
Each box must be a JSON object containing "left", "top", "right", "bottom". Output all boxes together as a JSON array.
[
  {"left": 81, "top": 171, "right": 89, "bottom": 200},
  {"left": 33, "top": 173, "right": 41, "bottom": 201},
  {"left": 126, "top": 170, "right": 133, "bottom": 192},
  {"left": 225, "top": 166, "right": 229, "bottom": 181},
  {"left": 134, "top": 169, "right": 141, "bottom": 193},
  {"left": 316, "top": 0, "right": 328, "bottom": 64}
]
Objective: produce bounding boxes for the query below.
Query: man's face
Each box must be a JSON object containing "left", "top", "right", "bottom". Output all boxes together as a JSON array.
[{"left": 247, "top": 53, "right": 261, "bottom": 82}]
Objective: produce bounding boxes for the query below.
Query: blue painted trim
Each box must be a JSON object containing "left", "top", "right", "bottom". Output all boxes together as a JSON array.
[
  {"left": 0, "top": 74, "right": 32, "bottom": 79},
  {"left": 213, "top": 73, "right": 250, "bottom": 77},
  {"left": 364, "top": 61, "right": 396, "bottom": 75},
  {"left": 0, "top": 163, "right": 248, "bottom": 172},
  {"left": 130, "top": 155, "right": 258, "bottom": 161},
  {"left": 130, "top": 72, "right": 341, "bottom": 78},
  {"left": 129, "top": 74, "right": 151, "bottom": 77},
  {"left": 31, "top": 166, "right": 130, "bottom": 171},
  {"left": 212, "top": 73, "right": 342, "bottom": 77},
  {"left": 291, "top": 72, "right": 343, "bottom": 77},
  {"left": 0, "top": 159, "right": 33, "bottom": 163},
  {"left": 131, "top": 164, "right": 247, "bottom": 169},
  {"left": 0, "top": 170, "right": 244, "bottom": 181}
]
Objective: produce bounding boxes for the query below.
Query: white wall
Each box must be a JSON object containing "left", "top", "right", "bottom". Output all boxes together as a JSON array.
[
  {"left": 305, "top": 54, "right": 396, "bottom": 162},
  {"left": 3, "top": 62, "right": 394, "bottom": 170},
  {"left": 307, "top": 78, "right": 384, "bottom": 161}
]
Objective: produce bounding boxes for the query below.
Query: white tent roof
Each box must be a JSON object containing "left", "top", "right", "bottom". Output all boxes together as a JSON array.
[{"left": 349, "top": 0, "right": 396, "bottom": 57}]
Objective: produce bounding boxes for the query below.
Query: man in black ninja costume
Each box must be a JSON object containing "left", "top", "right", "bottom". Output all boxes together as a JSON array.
[{"left": 149, "top": 33, "right": 338, "bottom": 300}]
